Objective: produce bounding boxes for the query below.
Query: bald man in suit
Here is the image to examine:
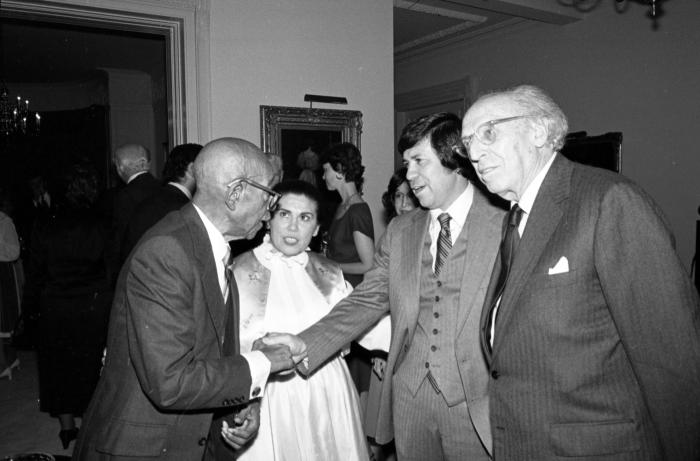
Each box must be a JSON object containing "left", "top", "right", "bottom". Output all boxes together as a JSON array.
[{"left": 75, "top": 138, "right": 304, "bottom": 461}]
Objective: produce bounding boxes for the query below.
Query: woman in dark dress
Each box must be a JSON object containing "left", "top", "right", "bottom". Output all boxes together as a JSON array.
[
  {"left": 321, "top": 142, "right": 377, "bottom": 455},
  {"left": 321, "top": 143, "right": 375, "bottom": 287},
  {"left": 25, "top": 163, "right": 112, "bottom": 449}
]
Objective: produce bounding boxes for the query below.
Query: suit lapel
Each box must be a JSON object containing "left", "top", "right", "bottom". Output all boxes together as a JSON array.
[
  {"left": 456, "top": 188, "right": 504, "bottom": 336},
  {"left": 491, "top": 155, "right": 573, "bottom": 358},
  {"left": 181, "top": 204, "right": 226, "bottom": 355},
  {"left": 399, "top": 209, "right": 430, "bottom": 331}
]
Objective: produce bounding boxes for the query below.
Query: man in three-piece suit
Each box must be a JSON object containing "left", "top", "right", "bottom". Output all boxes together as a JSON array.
[
  {"left": 461, "top": 85, "right": 700, "bottom": 460},
  {"left": 266, "top": 113, "right": 505, "bottom": 460},
  {"left": 74, "top": 138, "right": 302, "bottom": 460},
  {"left": 122, "top": 143, "right": 203, "bottom": 258},
  {"left": 108, "top": 144, "right": 160, "bottom": 281}
]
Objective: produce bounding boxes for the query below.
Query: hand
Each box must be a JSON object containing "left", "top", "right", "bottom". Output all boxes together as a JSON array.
[
  {"left": 221, "top": 401, "right": 260, "bottom": 450},
  {"left": 256, "top": 332, "right": 308, "bottom": 365},
  {"left": 252, "top": 341, "right": 295, "bottom": 373}
]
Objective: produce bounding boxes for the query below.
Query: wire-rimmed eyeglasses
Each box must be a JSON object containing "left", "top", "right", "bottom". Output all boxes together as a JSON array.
[
  {"left": 455, "top": 115, "right": 535, "bottom": 160},
  {"left": 227, "top": 177, "right": 281, "bottom": 212}
]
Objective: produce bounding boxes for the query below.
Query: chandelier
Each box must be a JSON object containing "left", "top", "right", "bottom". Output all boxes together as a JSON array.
[
  {"left": 562, "top": 0, "right": 665, "bottom": 24},
  {"left": 0, "top": 82, "right": 41, "bottom": 137}
]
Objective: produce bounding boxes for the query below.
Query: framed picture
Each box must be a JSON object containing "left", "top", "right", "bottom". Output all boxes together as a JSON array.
[
  {"left": 561, "top": 131, "right": 622, "bottom": 173},
  {"left": 260, "top": 105, "right": 363, "bottom": 182}
]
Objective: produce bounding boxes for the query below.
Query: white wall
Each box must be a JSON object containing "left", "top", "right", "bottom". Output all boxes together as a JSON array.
[
  {"left": 208, "top": 0, "right": 395, "bottom": 236},
  {"left": 396, "top": 1, "right": 700, "bottom": 270}
]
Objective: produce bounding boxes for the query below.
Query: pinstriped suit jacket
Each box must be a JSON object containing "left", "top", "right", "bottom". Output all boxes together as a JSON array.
[
  {"left": 299, "top": 186, "right": 504, "bottom": 449},
  {"left": 482, "top": 155, "right": 700, "bottom": 460}
]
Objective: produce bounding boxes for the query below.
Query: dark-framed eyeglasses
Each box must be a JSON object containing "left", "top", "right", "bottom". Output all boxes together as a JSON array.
[
  {"left": 457, "top": 115, "right": 535, "bottom": 160},
  {"left": 227, "top": 177, "right": 281, "bottom": 212}
]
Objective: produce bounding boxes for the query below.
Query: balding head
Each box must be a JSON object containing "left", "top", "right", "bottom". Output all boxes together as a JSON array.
[
  {"left": 114, "top": 144, "right": 151, "bottom": 183},
  {"left": 193, "top": 137, "right": 275, "bottom": 240}
]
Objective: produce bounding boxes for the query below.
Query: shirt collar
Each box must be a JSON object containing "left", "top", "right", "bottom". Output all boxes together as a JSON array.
[
  {"left": 429, "top": 181, "right": 474, "bottom": 227},
  {"left": 168, "top": 181, "right": 192, "bottom": 200},
  {"left": 126, "top": 171, "right": 148, "bottom": 184},
  {"left": 515, "top": 152, "right": 557, "bottom": 215},
  {"left": 192, "top": 203, "right": 230, "bottom": 265}
]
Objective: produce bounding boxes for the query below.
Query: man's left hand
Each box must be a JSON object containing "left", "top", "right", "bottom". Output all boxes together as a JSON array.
[{"left": 220, "top": 401, "right": 261, "bottom": 450}]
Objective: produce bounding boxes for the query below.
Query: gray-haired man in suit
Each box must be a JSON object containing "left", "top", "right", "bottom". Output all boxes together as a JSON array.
[
  {"left": 461, "top": 84, "right": 700, "bottom": 460},
  {"left": 263, "top": 112, "right": 504, "bottom": 460}
]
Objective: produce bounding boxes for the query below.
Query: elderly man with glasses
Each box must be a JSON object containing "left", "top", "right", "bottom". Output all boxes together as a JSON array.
[
  {"left": 75, "top": 137, "right": 305, "bottom": 461},
  {"left": 461, "top": 85, "right": 700, "bottom": 460}
]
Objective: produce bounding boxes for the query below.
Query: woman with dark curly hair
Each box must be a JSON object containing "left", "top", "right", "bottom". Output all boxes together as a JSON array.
[
  {"left": 381, "top": 167, "right": 419, "bottom": 222},
  {"left": 321, "top": 142, "right": 375, "bottom": 287},
  {"left": 25, "top": 163, "right": 112, "bottom": 449},
  {"left": 321, "top": 142, "right": 377, "bottom": 455}
]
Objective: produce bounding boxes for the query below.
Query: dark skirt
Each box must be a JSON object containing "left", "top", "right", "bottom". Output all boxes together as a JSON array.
[{"left": 37, "top": 289, "right": 112, "bottom": 416}]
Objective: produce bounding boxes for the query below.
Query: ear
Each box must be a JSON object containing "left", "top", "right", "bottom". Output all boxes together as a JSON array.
[
  {"left": 335, "top": 173, "right": 344, "bottom": 180},
  {"left": 529, "top": 117, "right": 549, "bottom": 148},
  {"left": 312, "top": 224, "right": 320, "bottom": 237},
  {"left": 225, "top": 181, "right": 244, "bottom": 211}
]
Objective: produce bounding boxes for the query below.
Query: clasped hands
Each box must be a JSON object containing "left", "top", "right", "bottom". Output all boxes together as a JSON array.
[{"left": 252, "top": 332, "right": 308, "bottom": 374}]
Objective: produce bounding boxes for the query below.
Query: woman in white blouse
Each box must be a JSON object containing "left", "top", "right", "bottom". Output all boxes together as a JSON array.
[{"left": 232, "top": 179, "right": 367, "bottom": 461}]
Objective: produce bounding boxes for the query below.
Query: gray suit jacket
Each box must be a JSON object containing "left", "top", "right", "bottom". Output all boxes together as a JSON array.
[
  {"left": 300, "top": 186, "right": 504, "bottom": 449},
  {"left": 75, "top": 204, "right": 252, "bottom": 461},
  {"left": 482, "top": 155, "right": 700, "bottom": 460}
]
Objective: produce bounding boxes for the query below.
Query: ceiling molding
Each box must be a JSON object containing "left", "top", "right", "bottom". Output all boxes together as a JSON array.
[
  {"left": 446, "top": 0, "right": 583, "bottom": 24},
  {"left": 395, "top": 16, "right": 529, "bottom": 61},
  {"left": 393, "top": 0, "right": 487, "bottom": 23}
]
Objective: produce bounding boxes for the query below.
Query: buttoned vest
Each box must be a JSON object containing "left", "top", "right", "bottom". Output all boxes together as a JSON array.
[{"left": 394, "top": 223, "right": 470, "bottom": 406}]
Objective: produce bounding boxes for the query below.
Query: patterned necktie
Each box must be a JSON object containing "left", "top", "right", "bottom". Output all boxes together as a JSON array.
[
  {"left": 485, "top": 205, "right": 524, "bottom": 350},
  {"left": 434, "top": 212, "right": 452, "bottom": 277},
  {"left": 222, "top": 248, "right": 237, "bottom": 355}
]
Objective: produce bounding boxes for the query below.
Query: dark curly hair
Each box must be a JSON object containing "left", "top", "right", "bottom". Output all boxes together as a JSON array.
[
  {"left": 381, "top": 167, "right": 418, "bottom": 222},
  {"left": 398, "top": 112, "right": 475, "bottom": 180},
  {"left": 162, "top": 143, "right": 203, "bottom": 183},
  {"left": 272, "top": 179, "right": 323, "bottom": 218},
  {"left": 320, "top": 142, "right": 365, "bottom": 192}
]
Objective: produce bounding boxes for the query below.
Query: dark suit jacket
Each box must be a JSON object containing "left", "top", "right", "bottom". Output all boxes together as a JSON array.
[
  {"left": 74, "top": 204, "right": 252, "bottom": 461},
  {"left": 122, "top": 183, "right": 190, "bottom": 260},
  {"left": 108, "top": 172, "right": 160, "bottom": 280},
  {"left": 482, "top": 154, "right": 700, "bottom": 460},
  {"left": 300, "top": 187, "right": 504, "bottom": 448}
]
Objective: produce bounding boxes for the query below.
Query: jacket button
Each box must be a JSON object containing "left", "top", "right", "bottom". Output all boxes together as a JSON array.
[
  {"left": 252, "top": 387, "right": 261, "bottom": 397},
  {"left": 491, "top": 370, "right": 500, "bottom": 379},
  {"left": 198, "top": 437, "right": 207, "bottom": 446},
  {"left": 435, "top": 295, "right": 440, "bottom": 302},
  {"left": 437, "top": 281, "right": 442, "bottom": 287},
  {"left": 430, "top": 345, "right": 437, "bottom": 352},
  {"left": 425, "top": 362, "right": 429, "bottom": 368}
]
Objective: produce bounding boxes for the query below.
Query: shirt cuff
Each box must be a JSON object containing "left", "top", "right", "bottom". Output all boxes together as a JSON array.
[{"left": 242, "top": 350, "right": 271, "bottom": 399}]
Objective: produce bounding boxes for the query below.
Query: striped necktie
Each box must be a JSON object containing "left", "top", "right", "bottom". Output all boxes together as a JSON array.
[{"left": 434, "top": 212, "right": 452, "bottom": 277}]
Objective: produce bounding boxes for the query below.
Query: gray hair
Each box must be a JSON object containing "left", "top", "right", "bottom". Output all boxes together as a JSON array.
[{"left": 481, "top": 85, "right": 569, "bottom": 151}]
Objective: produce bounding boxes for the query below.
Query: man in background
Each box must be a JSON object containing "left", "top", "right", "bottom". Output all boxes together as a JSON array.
[
  {"left": 461, "top": 84, "right": 700, "bottom": 460},
  {"left": 122, "top": 143, "right": 202, "bottom": 258},
  {"left": 108, "top": 143, "right": 160, "bottom": 280}
]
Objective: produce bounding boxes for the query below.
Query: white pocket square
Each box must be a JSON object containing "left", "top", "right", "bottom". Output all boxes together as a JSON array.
[{"left": 548, "top": 256, "right": 569, "bottom": 275}]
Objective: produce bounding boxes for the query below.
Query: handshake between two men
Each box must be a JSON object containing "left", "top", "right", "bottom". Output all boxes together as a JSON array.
[{"left": 253, "top": 332, "right": 309, "bottom": 373}]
